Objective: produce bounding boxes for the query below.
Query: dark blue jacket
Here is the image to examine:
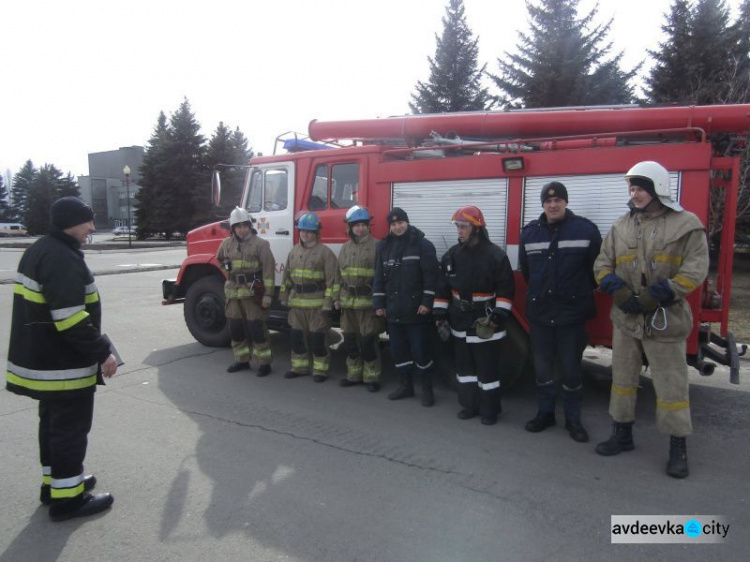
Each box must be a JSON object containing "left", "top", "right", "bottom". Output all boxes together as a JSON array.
[
  {"left": 519, "top": 209, "right": 602, "bottom": 326},
  {"left": 373, "top": 225, "right": 438, "bottom": 324}
]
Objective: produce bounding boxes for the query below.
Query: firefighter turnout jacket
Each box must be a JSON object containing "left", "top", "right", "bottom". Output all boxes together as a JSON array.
[
  {"left": 519, "top": 209, "right": 602, "bottom": 326},
  {"left": 280, "top": 242, "right": 338, "bottom": 309},
  {"left": 336, "top": 233, "right": 378, "bottom": 309},
  {"left": 6, "top": 230, "right": 111, "bottom": 400},
  {"left": 594, "top": 205, "right": 709, "bottom": 342},
  {"left": 217, "top": 233, "right": 275, "bottom": 301},
  {"left": 435, "top": 236, "right": 515, "bottom": 337}
]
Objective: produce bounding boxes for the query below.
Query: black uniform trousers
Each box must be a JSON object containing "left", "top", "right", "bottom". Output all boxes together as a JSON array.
[
  {"left": 39, "top": 394, "right": 94, "bottom": 500},
  {"left": 455, "top": 336, "right": 502, "bottom": 418},
  {"left": 529, "top": 321, "right": 588, "bottom": 420}
]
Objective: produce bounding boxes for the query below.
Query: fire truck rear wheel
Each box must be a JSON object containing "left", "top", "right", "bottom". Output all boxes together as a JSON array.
[{"left": 184, "top": 276, "right": 230, "bottom": 347}]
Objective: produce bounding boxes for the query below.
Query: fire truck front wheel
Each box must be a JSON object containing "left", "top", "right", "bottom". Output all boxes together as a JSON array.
[{"left": 184, "top": 276, "right": 230, "bottom": 347}]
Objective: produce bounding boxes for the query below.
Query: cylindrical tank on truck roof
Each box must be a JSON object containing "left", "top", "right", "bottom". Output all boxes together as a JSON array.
[{"left": 308, "top": 104, "right": 750, "bottom": 142}]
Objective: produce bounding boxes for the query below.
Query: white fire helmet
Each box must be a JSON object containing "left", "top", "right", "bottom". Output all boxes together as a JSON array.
[
  {"left": 229, "top": 207, "right": 253, "bottom": 227},
  {"left": 625, "top": 161, "right": 683, "bottom": 212}
]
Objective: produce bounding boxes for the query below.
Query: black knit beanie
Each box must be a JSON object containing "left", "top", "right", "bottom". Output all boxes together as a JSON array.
[
  {"left": 387, "top": 207, "right": 409, "bottom": 224},
  {"left": 540, "top": 181, "right": 568, "bottom": 205},
  {"left": 50, "top": 197, "right": 95, "bottom": 230}
]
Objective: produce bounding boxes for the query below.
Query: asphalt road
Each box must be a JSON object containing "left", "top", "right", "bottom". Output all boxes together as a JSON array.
[{"left": 0, "top": 258, "right": 749, "bottom": 561}]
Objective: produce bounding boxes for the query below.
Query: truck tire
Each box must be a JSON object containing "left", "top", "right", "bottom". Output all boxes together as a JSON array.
[
  {"left": 501, "top": 316, "right": 534, "bottom": 389},
  {"left": 433, "top": 316, "right": 533, "bottom": 391},
  {"left": 184, "top": 276, "right": 230, "bottom": 347}
]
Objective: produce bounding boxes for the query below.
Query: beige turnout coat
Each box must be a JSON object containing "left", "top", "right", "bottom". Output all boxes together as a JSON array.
[{"left": 594, "top": 206, "right": 709, "bottom": 342}]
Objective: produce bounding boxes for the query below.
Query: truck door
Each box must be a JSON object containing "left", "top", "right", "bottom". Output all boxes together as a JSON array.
[{"left": 244, "top": 163, "right": 295, "bottom": 285}]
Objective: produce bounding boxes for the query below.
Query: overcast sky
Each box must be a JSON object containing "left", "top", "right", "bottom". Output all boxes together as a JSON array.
[{"left": 1, "top": 0, "right": 745, "bottom": 182}]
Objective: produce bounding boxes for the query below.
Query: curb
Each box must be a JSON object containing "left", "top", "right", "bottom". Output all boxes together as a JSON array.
[{"left": 0, "top": 264, "right": 181, "bottom": 285}]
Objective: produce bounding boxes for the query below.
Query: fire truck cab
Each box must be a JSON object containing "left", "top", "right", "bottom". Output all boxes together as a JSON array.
[{"left": 163, "top": 104, "right": 750, "bottom": 386}]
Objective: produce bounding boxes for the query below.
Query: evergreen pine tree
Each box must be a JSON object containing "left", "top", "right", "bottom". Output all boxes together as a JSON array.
[
  {"left": 12, "top": 160, "right": 37, "bottom": 225},
  {"left": 490, "top": 0, "right": 637, "bottom": 108},
  {"left": 728, "top": 0, "right": 750, "bottom": 101},
  {"left": 206, "top": 123, "right": 253, "bottom": 216},
  {"left": 25, "top": 164, "right": 60, "bottom": 235},
  {"left": 0, "top": 175, "right": 12, "bottom": 221},
  {"left": 409, "top": 0, "right": 491, "bottom": 113},
  {"left": 646, "top": 0, "right": 748, "bottom": 104},
  {"left": 57, "top": 171, "right": 81, "bottom": 198},
  {"left": 166, "top": 98, "right": 207, "bottom": 235},
  {"left": 136, "top": 112, "right": 170, "bottom": 237}
]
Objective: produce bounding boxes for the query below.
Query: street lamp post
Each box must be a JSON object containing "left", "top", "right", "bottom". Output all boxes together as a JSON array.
[{"left": 123, "top": 165, "right": 132, "bottom": 249}]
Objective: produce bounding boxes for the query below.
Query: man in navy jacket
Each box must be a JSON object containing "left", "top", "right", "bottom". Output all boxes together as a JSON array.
[
  {"left": 373, "top": 208, "right": 439, "bottom": 406},
  {"left": 519, "top": 182, "right": 602, "bottom": 442}
]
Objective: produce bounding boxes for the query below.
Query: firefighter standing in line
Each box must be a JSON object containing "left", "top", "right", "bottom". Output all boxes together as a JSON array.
[
  {"left": 519, "top": 182, "right": 602, "bottom": 442},
  {"left": 279, "top": 212, "right": 339, "bottom": 382},
  {"left": 594, "top": 161, "right": 709, "bottom": 478},
  {"left": 373, "top": 208, "right": 439, "bottom": 407},
  {"left": 6, "top": 197, "right": 116, "bottom": 522},
  {"left": 334, "top": 206, "right": 385, "bottom": 392},
  {"left": 217, "top": 207, "right": 276, "bottom": 376},
  {"left": 434, "top": 206, "right": 515, "bottom": 425}
]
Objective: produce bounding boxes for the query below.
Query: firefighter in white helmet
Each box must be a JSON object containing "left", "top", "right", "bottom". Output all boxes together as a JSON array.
[
  {"left": 216, "top": 207, "right": 276, "bottom": 376},
  {"left": 593, "top": 161, "right": 709, "bottom": 478},
  {"left": 334, "top": 206, "right": 385, "bottom": 392}
]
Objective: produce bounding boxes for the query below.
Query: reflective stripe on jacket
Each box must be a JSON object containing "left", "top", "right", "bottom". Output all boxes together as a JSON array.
[
  {"left": 436, "top": 237, "right": 515, "bottom": 333},
  {"left": 519, "top": 209, "right": 602, "bottom": 325},
  {"left": 6, "top": 230, "right": 110, "bottom": 400},
  {"left": 372, "top": 226, "right": 438, "bottom": 324},
  {"left": 336, "top": 234, "right": 378, "bottom": 310},
  {"left": 593, "top": 206, "right": 709, "bottom": 341},
  {"left": 217, "top": 234, "right": 276, "bottom": 299},
  {"left": 280, "top": 242, "right": 338, "bottom": 309}
]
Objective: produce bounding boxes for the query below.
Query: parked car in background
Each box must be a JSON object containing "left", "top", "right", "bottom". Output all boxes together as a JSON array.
[
  {"left": 112, "top": 226, "right": 136, "bottom": 236},
  {"left": 0, "top": 223, "right": 28, "bottom": 236}
]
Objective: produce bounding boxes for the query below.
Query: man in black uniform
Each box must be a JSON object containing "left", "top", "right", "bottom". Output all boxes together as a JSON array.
[
  {"left": 6, "top": 197, "right": 117, "bottom": 521},
  {"left": 373, "top": 208, "right": 439, "bottom": 407},
  {"left": 434, "top": 206, "right": 515, "bottom": 425},
  {"left": 519, "top": 182, "right": 601, "bottom": 442}
]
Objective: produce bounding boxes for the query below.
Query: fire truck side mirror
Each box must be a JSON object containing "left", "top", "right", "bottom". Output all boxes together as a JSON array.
[{"left": 212, "top": 170, "right": 222, "bottom": 207}]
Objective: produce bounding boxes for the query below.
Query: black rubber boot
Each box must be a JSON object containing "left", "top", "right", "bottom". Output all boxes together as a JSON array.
[
  {"left": 525, "top": 411, "right": 557, "bottom": 433},
  {"left": 666, "top": 436, "right": 689, "bottom": 479},
  {"left": 421, "top": 375, "right": 435, "bottom": 407},
  {"left": 256, "top": 365, "right": 272, "bottom": 377},
  {"left": 564, "top": 419, "right": 590, "bottom": 443},
  {"left": 388, "top": 374, "right": 415, "bottom": 400},
  {"left": 227, "top": 361, "right": 250, "bottom": 373},
  {"left": 595, "top": 421, "right": 635, "bottom": 456}
]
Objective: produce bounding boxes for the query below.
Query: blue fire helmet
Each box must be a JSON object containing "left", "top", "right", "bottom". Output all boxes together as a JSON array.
[
  {"left": 344, "top": 205, "right": 372, "bottom": 224},
  {"left": 296, "top": 212, "right": 321, "bottom": 231}
]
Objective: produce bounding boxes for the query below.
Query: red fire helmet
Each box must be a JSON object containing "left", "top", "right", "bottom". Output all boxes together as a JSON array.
[{"left": 451, "top": 205, "right": 486, "bottom": 227}]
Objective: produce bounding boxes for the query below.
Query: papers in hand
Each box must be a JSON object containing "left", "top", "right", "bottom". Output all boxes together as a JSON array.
[{"left": 101, "top": 333, "right": 124, "bottom": 366}]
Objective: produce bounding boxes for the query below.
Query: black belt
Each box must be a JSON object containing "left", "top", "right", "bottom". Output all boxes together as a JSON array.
[
  {"left": 347, "top": 285, "right": 372, "bottom": 296},
  {"left": 230, "top": 272, "right": 261, "bottom": 284},
  {"left": 452, "top": 299, "right": 490, "bottom": 313},
  {"left": 293, "top": 283, "right": 325, "bottom": 293}
]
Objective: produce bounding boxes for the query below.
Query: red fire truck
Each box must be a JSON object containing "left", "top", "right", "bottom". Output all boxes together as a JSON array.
[{"left": 162, "top": 103, "right": 749, "bottom": 386}]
